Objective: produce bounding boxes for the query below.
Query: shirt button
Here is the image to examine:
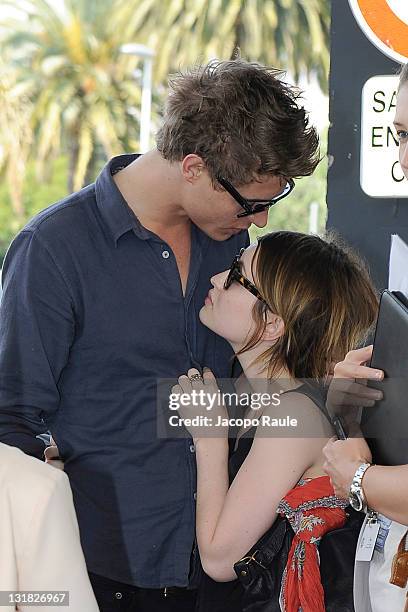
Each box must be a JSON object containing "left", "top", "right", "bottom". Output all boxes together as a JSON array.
[
  {"left": 115, "top": 593, "right": 122, "bottom": 599},
  {"left": 162, "top": 250, "right": 170, "bottom": 259},
  {"left": 193, "top": 492, "right": 197, "bottom": 500},
  {"left": 189, "top": 444, "right": 195, "bottom": 453}
]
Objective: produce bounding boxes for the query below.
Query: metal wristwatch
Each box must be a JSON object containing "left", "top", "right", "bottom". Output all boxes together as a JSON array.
[{"left": 348, "top": 462, "right": 371, "bottom": 512}]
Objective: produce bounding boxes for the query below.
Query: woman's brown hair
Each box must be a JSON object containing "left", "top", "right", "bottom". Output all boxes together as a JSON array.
[{"left": 238, "top": 231, "right": 378, "bottom": 380}]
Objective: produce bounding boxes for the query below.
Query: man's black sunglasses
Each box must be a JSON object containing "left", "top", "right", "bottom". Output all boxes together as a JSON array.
[{"left": 217, "top": 176, "right": 295, "bottom": 218}]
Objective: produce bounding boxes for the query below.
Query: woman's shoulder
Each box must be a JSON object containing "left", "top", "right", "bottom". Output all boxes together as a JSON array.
[
  {"left": 0, "top": 442, "right": 68, "bottom": 496},
  {"left": 258, "top": 385, "right": 333, "bottom": 438}
]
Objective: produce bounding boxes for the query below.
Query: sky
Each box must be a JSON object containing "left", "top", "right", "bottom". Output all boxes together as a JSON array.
[{"left": 298, "top": 75, "right": 329, "bottom": 131}]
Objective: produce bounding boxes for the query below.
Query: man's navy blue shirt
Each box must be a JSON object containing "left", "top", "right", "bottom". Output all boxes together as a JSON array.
[{"left": 0, "top": 154, "right": 248, "bottom": 587}]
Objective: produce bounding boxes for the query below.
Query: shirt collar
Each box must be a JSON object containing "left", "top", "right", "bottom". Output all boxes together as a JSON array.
[{"left": 95, "top": 154, "right": 151, "bottom": 246}]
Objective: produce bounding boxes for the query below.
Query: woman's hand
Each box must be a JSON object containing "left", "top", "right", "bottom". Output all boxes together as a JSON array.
[
  {"left": 326, "top": 346, "right": 383, "bottom": 433},
  {"left": 171, "top": 367, "right": 229, "bottom": 443},
  {"left": 333, "top": 345, "right": 383, "bottom": 380},
  {"left": 323, "top": 346, "right": 381, "bottom": 498},
  {"left": 322, "top": 437, "right": 372, "bottom": 498}
]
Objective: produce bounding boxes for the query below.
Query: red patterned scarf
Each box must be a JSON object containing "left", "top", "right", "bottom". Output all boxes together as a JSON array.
[{"left": 277, "top": 475, "right": 348, "bottom": 612}]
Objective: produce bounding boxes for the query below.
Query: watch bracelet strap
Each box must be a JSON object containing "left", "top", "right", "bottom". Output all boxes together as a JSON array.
[
  {"left": 359, "top": 462, "right": 372, "bottom": 510},
  {"left": 354, "top": 462, "right": 372, "bottom": 485},
  {"left": 350, "top": 462, "right": 372, "bottom": 509}
]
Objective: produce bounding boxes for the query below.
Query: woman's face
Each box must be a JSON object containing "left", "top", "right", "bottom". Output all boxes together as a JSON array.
[
  {"left": 199, "top": 245, "right": 262, "bottom": 347},
  {"left": 395, "top": 81, "right": 408, "bottom": 179}
]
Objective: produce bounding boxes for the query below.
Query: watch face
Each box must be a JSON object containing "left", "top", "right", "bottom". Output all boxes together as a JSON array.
[{"left": 349, "top": 492, "right": 363, "bottom": 512}]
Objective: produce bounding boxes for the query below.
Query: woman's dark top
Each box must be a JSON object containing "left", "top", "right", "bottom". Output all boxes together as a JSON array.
[{"left": 195, "top": 382, "right": 330, "bottom": 612}]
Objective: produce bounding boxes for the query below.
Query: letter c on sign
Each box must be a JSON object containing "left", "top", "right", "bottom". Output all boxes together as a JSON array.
[{"left": 391, "top": 161, "right": 405, "bottom": 183}]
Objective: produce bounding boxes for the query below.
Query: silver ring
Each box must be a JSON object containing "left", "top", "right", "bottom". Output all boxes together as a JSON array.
[{"left": 189, "top": 373, "right": 203, "bottom": 382}]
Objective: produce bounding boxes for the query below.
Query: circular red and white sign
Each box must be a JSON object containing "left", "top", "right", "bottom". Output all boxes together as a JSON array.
[{"left": 349, "top": 0, "right": 408, "bottom": 63}]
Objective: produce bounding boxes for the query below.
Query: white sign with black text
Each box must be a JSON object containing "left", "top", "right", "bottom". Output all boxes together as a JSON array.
[{"left": 361, "top": 75, "right": 408, "bottom": 198}]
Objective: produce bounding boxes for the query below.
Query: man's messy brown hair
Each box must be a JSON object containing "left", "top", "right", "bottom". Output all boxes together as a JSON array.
[{"left": 156, "top": 59, "right": 320, "bottom": 185}]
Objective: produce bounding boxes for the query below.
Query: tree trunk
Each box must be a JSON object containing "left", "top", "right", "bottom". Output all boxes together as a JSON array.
[
  {"left": 84, "top": 144, "right": 99, "bottom": 186},
  {"left": 67, "top": 126, "right": 80, "bottom": 194},
  {"left": 7, "top": 158, "right": 26, "bottom": 222},
  {"left": 231, "top": 5, "right": 245, "bottom": 59}
]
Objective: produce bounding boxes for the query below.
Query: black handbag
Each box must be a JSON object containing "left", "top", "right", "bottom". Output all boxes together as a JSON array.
[{"left": 233, "top": 508, "right": 364, "bottom": 612}]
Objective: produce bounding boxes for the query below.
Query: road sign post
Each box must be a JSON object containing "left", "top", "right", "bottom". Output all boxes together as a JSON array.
[{"left": 328, "top": 0, "right": 408, "bottom": 288}]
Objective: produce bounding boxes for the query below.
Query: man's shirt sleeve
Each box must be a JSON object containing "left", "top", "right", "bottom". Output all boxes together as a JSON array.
[{"left": 0, "top": 229, "right": 75, "bottom": 457}]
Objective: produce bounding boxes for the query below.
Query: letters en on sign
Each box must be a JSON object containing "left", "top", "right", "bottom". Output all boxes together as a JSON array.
[{"left": 360, "top": 75, "right": 408, "bottom": 198}]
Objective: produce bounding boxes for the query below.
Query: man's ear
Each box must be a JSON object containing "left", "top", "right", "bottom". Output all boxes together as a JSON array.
[
  {"left": 181, "top": 154, "right": 205, "bottom": 183},
  {"left": 262, "top": 314, "right": 285, "bottom": 342}
]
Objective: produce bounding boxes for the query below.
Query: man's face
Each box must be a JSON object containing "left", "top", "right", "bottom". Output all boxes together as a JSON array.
[{"left": 182, "top": 168, "right": 286, "bottom": 241}]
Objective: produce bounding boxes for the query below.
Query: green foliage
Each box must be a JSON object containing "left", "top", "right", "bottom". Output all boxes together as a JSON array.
[
  {"left": 0, "top": 156, "right": 69, "bottom": 265},
  {"left": 0, "top": 139, "right": 328, "bottom": 267},
  {"left": 0, "top": 0, "right": 144, "bottom": 202},
  {"left": 0, "top": 0, "right": 330, "bottom": 263},
  {"left": 119, "top": 0, "right": 330, "bottom": 90}
]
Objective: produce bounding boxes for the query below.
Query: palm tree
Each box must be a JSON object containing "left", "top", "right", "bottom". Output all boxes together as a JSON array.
[
  {"left": 0, "top": 0, "right": 329, "bottom": 219},
  {"left": 0, "top": 59, "right": 33, "bottom": 222},
  {"left": 118, "top": 0, "right": 330, "bottom": 89},
  {"left": 1, "top": 0, "right": 144, "bottom": 194}
]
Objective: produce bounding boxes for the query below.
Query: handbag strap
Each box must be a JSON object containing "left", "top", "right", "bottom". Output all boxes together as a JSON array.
[
  {"left": 282, "top": 381, "right": 331, "bottom": 423},
  {"left": 234, "top": 516, "right": 291, "bottom": 580},
  {"left": 390, "top": 529, "right": 408, "bottom": 590}
]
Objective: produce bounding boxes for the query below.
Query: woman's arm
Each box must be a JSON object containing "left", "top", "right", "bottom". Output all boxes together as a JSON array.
[
  {"left": 364, "top": 464, "right": 408, "bottom": 525},
  {"left": 324, "top": 347, "right": 407, "bottom": 525},
  {"left": 323, "top": 437, "right": 408, "bottom": 525},
  {"left": 194, "top": 394, "right": 330, "bottom": 582}
]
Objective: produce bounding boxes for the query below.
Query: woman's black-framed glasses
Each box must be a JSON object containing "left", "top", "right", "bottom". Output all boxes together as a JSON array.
[
  {"left": 217, "top": 176, "right": 295, "bottom": 218},
  {"left": 224, "top": 248, "right": 268, "bottom": 306}
]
